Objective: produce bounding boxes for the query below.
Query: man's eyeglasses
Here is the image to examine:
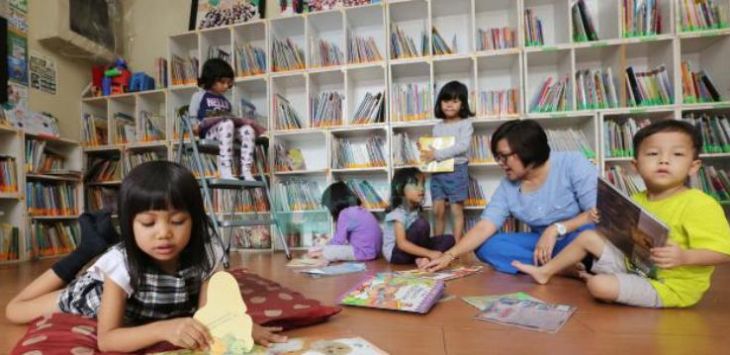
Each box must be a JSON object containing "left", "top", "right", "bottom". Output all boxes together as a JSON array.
[{"left": 495, "top": 151, "right": 517, "bottom": 164}]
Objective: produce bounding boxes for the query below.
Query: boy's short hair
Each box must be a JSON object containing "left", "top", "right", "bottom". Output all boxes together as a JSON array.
[
  {"left": 632, "top": 120, "right": 703, "bottom": 159},
  {"left": 490, "top": 119, "right": 550, "bottom": 168},
  {"left": 198, "top": 58, "right": 234, "bottom": 90}
]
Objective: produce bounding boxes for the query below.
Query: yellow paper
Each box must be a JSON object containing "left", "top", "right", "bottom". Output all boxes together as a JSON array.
[
  {"left": 418, "top": 136, "right": 455, "bottom": 173},
  {"left": 193, "top": 271, "right": 254, "bottom": 354}
]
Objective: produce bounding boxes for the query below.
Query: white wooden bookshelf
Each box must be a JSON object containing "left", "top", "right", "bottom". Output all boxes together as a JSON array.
[{"left": 73, "top": 0, "right": 730, "bottom": 255}]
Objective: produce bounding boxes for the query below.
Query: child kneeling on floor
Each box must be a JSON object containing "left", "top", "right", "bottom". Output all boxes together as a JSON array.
[
  {"left": 308, "top": 181, "right": 383, "bottom": 262},
  {"left": 513, "top": 120, "right": 730, "bottom": 308},
  {"left": 382, "top": 168, "right": 455, "bottom": 267}
]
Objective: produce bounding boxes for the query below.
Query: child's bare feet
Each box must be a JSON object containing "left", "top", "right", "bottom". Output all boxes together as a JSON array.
[
  {"left": 511, "top": 261, "right": 551, "bottom": 285},
  {"left": 416, "top": 258, "right": 430, "bottom": 269}
]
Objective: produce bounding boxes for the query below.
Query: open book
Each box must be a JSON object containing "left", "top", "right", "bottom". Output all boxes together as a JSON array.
[
  {"left": 340, "top": 273, "right": 444, "bottom": 314},
  {"left": 418, "top": 136, "right": 454, "bottom": 173},
  {"left": 597, "top": 177, "right": 669, "bottom": 278}
]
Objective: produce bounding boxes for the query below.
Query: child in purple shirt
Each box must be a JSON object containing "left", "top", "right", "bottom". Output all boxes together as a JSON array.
[{"left": 308, "top": 182, "right": 383, "bottom": 261}]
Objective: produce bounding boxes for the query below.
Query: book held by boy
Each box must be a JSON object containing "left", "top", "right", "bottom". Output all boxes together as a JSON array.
[
  {"left": 597, "top": 177, "right": 669, "bottom": 278},
  {"left": 418, "top": 136, "right": 455, "bottom": 173},
  {"left": 339, "top": 273, "right": 445, "bottom": 314}
]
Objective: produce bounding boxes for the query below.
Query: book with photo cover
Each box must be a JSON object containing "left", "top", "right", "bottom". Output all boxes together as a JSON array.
[
  {"left": 597, "top": 177, "right": 669, "bottom": 278},
  {"left": 474, "top": 297, "right": 576, "bottom": 334},
  {"left": 418, "top": 136, "right": 455, "bottom": 173},
  {"left": 339, "top": 273, "right": 444, "bottom": 314}
]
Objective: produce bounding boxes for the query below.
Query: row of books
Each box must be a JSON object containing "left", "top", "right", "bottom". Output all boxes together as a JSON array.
[
  {"left": 576, "top": 68, "right": 619, "bottom": 110},
  {"left": 170, "top": 55, "right": 199, "bottom": 86},
  {"left": 530, "top": 76, "right": 571, "bottom": 113},
  {"left": 466, "top": 176, "right": 486, "bottom": 207},
  {"left": 113, "top": 113, "right": 136, "bottom": 144},
  {"left": 180, "top": 152, "right": 218, "bottom": 178},
  {"left": 605, "top": 165, "right": 645, "bottom": 196},
  {"left": 468, "top": 135, "right": 492, "bottom": 164},
  {"left": 275, "top": 145, "right": 307, "bottom": 172},
  {"left": 347, "top": 32, "right": 383, "bottom": 64},
  {"left": 391, "top": 24, "right": 426, "bottom": 59},
  {"left": 273, "top": 180, "right": 323, "bottom": 211},
  {"left": 140, "top": 111, "right": 166, "bottom": 142},
  {"left": 478, "top": 89, "right": 518, "bottom": 117},
  {"left": 392, "top": 132, "right": 419, "bottom": 166},
  {"left": 333, "top": 136, "right": 387, "bottom": 169},
  {"left": 211, "top": 188, "right": 270, "bottom": 213},
  {"left": 125, "top": 151, "right": 166, "bottom": 175},
  {"left": 30, "top": 221, "right": 79, "bottom": 258},
  {"left": 603, "top": 117, "right": 651, "bottom": 158},
  {"left": 546, "top": 128, "right": 596, "bottom": 159},
  {"left": 690, "top": 165, "right": 730, "bottom": 203},
  {"left": 352, "top": 91, "right": 385, "bottom": 125},
  {"left": 572, "top": 0, "right": 599, "bottom": 42},
  {"left": 0, "top": 223, "right": 19, "bottom": 261},
  {"left": 431, "top": 26, "right": 455, "bottom": 56},
  {"left": 477, "top": 27, "right": 516, "bottom": 51},
  {"left": 231, "top": 225, "right": 271, "bottom": 249},
  {"left": 683, "top": 114, "right": 730, "bottom": 154},
  {"left": 681, "top": 61, "right": 721, "bottom": 103},
  {"left": 274, "top": 94, "right": 305, "bottom": 130},
  {"left": 85, "top": 157, "right": 121, "bottom": 182},
  {"left": 236, "top": 44, "right": 266, "bottom": 77},
  {"left": 391, "top": 83, "right": 431, "bottom": 122},
  {"left": 155, "top": 57, "right": 168, "bottom": 89},
  {"left": 524, "top": 9, "right": 545, "bottom": 46},
  {"left": 25, "top": 139, "right": 64, "bottom": 174},
  {"left": 678, "top": 0, "right": 727, "bottom": 31},
  {"left": 310, "top": 91, "right": 344, "bottom": 128},
  {"left": 272, "top": 37, "right": 305, "bottom": 72},
  {"left": 0, "top": 156, "right": 18, "bottom": 192},
  {"left": 207, "top": 46, "right": 231, "bottom": 63},
  {"left": 81, "top": 114, "right": 108, "bottom": 147},
  {"left": 626, "top": 65, "right": 674, "bottom": 107},
  {"left": 26, "top": 182, "right": 78, "bottom": 217},
  {"left": 345, "top": 179, "right": 388, "bottom": 210},
  {"left": 623, "top": 0, "right": 662, "bottom": 37},
  {"left": 86, "top": 186, "right": 118, "bottom": 212},
  {"left": 311, "top": 40, "right": 344, "bottom": 68}
]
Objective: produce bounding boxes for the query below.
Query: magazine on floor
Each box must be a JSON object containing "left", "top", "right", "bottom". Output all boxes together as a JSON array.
[
  {"left": 597, "top": 177, "right": 669, "bottom": 278},
  {"left": 340, "top": 273, "right": 445, "bottom": 314},
  {"left": 462, "top": 292, "right": 541, "bottom": 311},
  {"left": 394, "top": 265, "right": 483, "bottom": 281},
  {"left": 474, "top": 297, "right": 576, "bottom": 334},
  {"left": 297, "top": 262, "right": 367, "bottom": 277},
  {"left": 153, "top": 336, "right": 389, "bottom": 354}
]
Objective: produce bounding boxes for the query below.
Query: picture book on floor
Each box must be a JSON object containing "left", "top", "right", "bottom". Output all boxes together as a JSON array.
[
  {"left": 340, "top": 273, "right": 445, "bottom": 314},
  {"left": 418, "top": 136, "right": 455, "bottom": 173},
  {"left": 298, "top": 262, "right": 367, "bottom": 277},
  {"left": 597, "top": 177, "right": 669, "bottom": 278},
  {"left": 462, "top": 292, "right": 540, "bottom": 311},
  {"left": 474, "top": 297, "right": 576, "bottom": 334},
  {"left": 394, "top": 265, "right": 483, "bottom": 281},
  {"left": 153, "top": 336, "right": 388, "bottom": 354},
  {"left": 286, "top": 256, "right": 330, "bottom": 268}
]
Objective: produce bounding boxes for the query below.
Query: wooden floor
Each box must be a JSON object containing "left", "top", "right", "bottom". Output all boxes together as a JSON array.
[{"left": 2, "top": 253, "right": 730, "bottom": 354}]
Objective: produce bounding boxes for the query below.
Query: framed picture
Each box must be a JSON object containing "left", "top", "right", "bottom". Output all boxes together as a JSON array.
[{"left": 189, "top": 0, "right": 265, "bottom": 30}]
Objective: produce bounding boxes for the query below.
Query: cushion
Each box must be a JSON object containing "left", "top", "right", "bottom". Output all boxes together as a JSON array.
[{"left": 11, "top": 269, "right": 341, "bottom": 354}]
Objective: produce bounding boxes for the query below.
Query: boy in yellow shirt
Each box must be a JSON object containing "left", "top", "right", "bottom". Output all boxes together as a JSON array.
[{"left": 513, "top": 120, "right": 730, "bottom": 307}]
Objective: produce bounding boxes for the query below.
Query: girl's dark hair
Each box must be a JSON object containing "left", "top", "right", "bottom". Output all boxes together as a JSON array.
[
  {"left": 198, "top": 58, "right": 234, "bottom": 90},
  {"left": 321, "top": 181, "right": 361, "bottom": 220},
  {"left": 434, "top": 81, "right": 475, "bottom": 119},
  {"left": 633, "top": 119, "right": 702, "bottom": 159},
  {"left": 490, "top": 119, "right": 551, "bottom": 169},
  {"left": 387, "top": 168, "right": 423, "bottom": 212},
  {"left": 118, "top": 161, "right": 215, "bottom": 290}
]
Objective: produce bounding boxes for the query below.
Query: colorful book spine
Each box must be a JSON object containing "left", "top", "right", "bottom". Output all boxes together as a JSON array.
[
  {"left": 392, "top": 132, "right": 420, "bottom": 166},
  {"left": 139, "top": 111, "right": 166, "bottom": 142},
  {"left": 310, "top": 91, "right": 344, "bottom": 128},
  {"left": 546, "top": 128, "right": 595, "bottom": 159},
  {"left": 466, "top": 177, "right": 486, "bottom": 207},
  {"left": 81, "top": 114, "right": 108, "bottom": 147},
  {"left": 605, "top": 164, "right": 646, "bottom": 196},
  {"left": 113, "top": 112, "right": 136, "bottom": 145},
  {"left": 85, "top": 157, "right": 121, "bottom": 182},
  {"left": 231, "top": 225, "right": 271, "bottom": 249},
  {"left": 679, "top": 0, "right": 728, "bottom": 31},
  {"left": 333, "top": 137, "right": 387, "bottom": 169},
  {"left": 524, "top": 9, "right": 545, "bottom": 46},
  {"left": 345, "top": 179, "right": 388, "bottom": 210},
  {"left": 125, "top": 151, "right": 166, "bottom": 175},
  {"left": 572, "top": 0, "right": 599, "bottom": 42},
  {"left": 155, "top": 57, "right": 168, "bottom": 89},
  {"left": 26, "top": 182, "right": 78, "bottom": 217},
  {"left": 236, "top": 44, "right": 267, "bottom": 77},
  {"left": 391, "top": 24, "right": 426, "bottom": 59},
  {"left": 477, "top": 27, "right": 516, "bottom": 51},
  {"left": 311, "top": 39, "right": 344, "bottom": 68},
  {"left": 575, "top": 68, "right": 619, "bottom": 110},
  {"left": 681, "top": 61, "right": 722, "bottom": 103},
  {"left": 691, "top": 165, "right": 730, "bottom": 203},
  {"left": 0, "top": 156, "right": 18, "bottom": 192},
  {"left": 603, "top": 117, "right": 651, "bottom": 158},
  {"left": 683, "top": 114, "right": 730, "bottom": 154},
  {"left": 86, "top": 186, "right": 119, "bottom": 212},
  {"left": 347, "top": 32, "right": 383, "bottom": 64},
  {"left": 468, "top": 135, "right": 492, "bottom": 163},
  {"left": 211, "top": 188, "right": 270, "bottom": 213},
  {"left": 272, "top": 36, "right": 305, "bottom": 72},
  {"left": 479, "top": 89, "right": 518, "bottom": 116},
  {"left": 352, "top": 91, "right": 385, "bottom": 125},
  {"left": 170, "top": 55, "right": 198, "bottom": 86},
  {"left": 431, "top": 26, "right": 454, "bottom": 55},
  {"left": 530, "top": 76, "right": 571, "bottom": 113},
  {"left": 625, "top": 65, "right": 674, "bottom": 107},
  {"left": 274, "top": 180, "right": 323, "bottom": 212},
  {"left": 0, "top": 223, "right": 20, "bottom": 261},
  {"left": 29, "top": 221, "right": 80, "bottom": 257},
  {"left": 274, "top": 94, "right": 305, "bottom": 130},
  {"left": 623, "top": 0, "right": 662, "bottom": 37},
  {"left": 24, "top": 139, "right": 65, "bottom": 174}
]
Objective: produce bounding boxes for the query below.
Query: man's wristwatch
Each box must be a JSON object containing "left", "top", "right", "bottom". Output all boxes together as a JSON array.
[{"left": 554, "top": 222, "right": 567, "bottom": 238}]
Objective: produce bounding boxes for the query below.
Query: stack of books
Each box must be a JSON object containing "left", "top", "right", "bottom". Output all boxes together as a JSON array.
[
  {"left": 391, "top": 83, "right": 430, "bottom": 122},
  {"left": 576, "top": 68, "right": 619, "bottom": 110},
  {"left": 345, "top": 179, "right": 388, "bottom": 210},
  {"left": 0, "top": 156, "right": 18, "bottom": 193},
  {"left": 468, "top": 134, "right": 493, "bottom": 163},
  {"left": 272, "top": 37, "right": 305, "bottom": 72},
  {"left": 546, "top": 128, "right": 595, "bottom": 159},
  {"left": 477, "top": 27, "right": 516, "bottom": 51},
  {"left": 678, "top": 0, "right": 727, "bottom": 31},
  {"left": 347, "top": 32, "right": 383, "bottom": 64},
  {"left": 623, "top": 0, "right": 662, "bottom": 37},
  {"left": 26, "top": 182, "right": 78, "bottom": 217},
  {"left": 0, "top": 223, "right": 19, "bottom": 261},
  {"left": 113, "top": 113, "right": 136, "bottom": 144},
  {"left": 530, "top": 76, "right": 571, "bottom": 113},
  {"left": 81, "top": 114, "right": 108, "bottom": 147},
  {"left": 431, "top": 26, "right": 455, "bottom": 55},
  {"left": 125, "top": 151, "right": 166, "bottom": 175},
  {"left": 273, "top": 180, "right": 323, "bottom": 212},
  {"left": 29, "top": 221, "right": 80, "bottom": 257},
  {"left": 466, "top": 177, "right": 486, "bottom": 207},
  {"left": 392, "top": 132, "right": 420, "bottom": 166},
  {"left": 603, "top": 117, "right": 651, "bottom": 158},
  {"left": 236, "top": 43, "right": 266, "bottom": 77},
  {"left": 479, "top": 89, "right": 518, "bottom": 116},
  {"left": 274, "top": 94, "right": 304, "bottom": 130},
  {"left": 572, "top": 0, "right": 598, "bottom": 42},
  {"left": 391, "top": 24, "right": 426, "bottom": 59},
  {"left": 691, "top": 165, "right": 730, "bottom": 203},
  {"left": 25, "top": 139, "right": 65, "bottom": 174},
  {"left": 683, "top": 114, "right": 730, "bottom": 154},
  {"left": 333, "top": 136, "right": 387, "bottom": 169},
  {"left": 524, "top": 9, "right": 545, "bottom": 46},
  {"left": 170, "top": 55, "right": 198, "bottom": 86},
  {"left": 139, "top": 111, "right": 165, "bottom": 142},
  {"left": 605, "top": 165, "right": 645, "bottom": 196},
  {"left": 310, "top": 91, "right": 344, "bottom": 128},
  {"left": 352, "top": 91, "right": 385, "bottom": 125},
  {"left": 312, "top": 40, "right": 344, "bottom": 67},
  {"left": 681, "top": 61, "right": 722, "bottom": 104},
  {"left": 625, "top": 65, "right": 674, "bottom": 106}
]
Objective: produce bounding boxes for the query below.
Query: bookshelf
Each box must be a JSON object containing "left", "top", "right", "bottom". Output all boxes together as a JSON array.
[{"left": 71, "top": 0, "right": 730, "bottom": 256}]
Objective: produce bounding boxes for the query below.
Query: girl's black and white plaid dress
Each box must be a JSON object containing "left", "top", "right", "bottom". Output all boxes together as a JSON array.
[{"left": 58, "top": 244, "right": 221, "bottom": 324}]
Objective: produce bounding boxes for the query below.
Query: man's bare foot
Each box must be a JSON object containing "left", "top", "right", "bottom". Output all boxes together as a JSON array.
[
  {"left": 416, "top": 257, "right": 430, "bottom": 269},
  {"left": 511, "top": 261, "right": 552, "bottom": 285}
]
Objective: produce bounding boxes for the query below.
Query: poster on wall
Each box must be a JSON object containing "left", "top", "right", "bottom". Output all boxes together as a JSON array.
[
  {"left": 278, "top": 0, "right": 308, "bottom": 16},
  {"left": 189, "top": 0, "right": 265, "bottom": 30},
  {"left": 7, "top": 6, "right": 27, "bottom": 33},
  {"left": 307, "top": 0, "right": 377, "bottom": 13},
  {"left": 7, "top": 30, "right": 27, "bottom": 85},
  {"left": 8, "top": 0, "right": 26, "bottom": 13},
  {"left": 29, "top": 51, "right": 57, "bottom": 95}
]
